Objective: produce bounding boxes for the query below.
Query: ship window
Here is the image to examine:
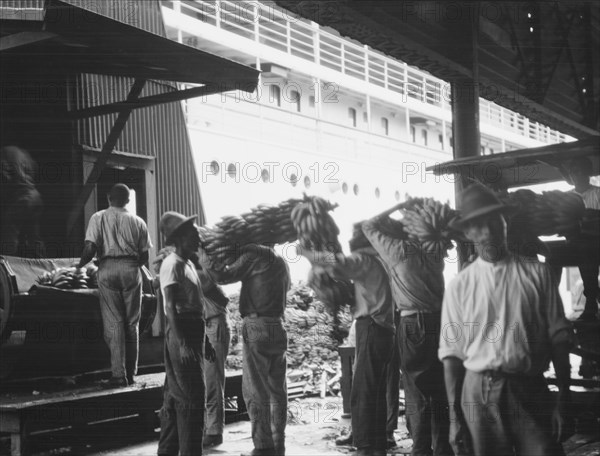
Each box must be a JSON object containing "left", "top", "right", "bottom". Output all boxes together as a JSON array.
[
  {"left": 438, "top": 134, "right": 443, "bottom": 149},
  {"left": 375, "top": 187, "right": 381, "bottom": 198},
  {"left": 342, "top": 182, "right": 348, "bottom": 194},
  {"left": 309, "top": 95, "right": 315, "bottom": 107},
  {"left": 348, "top": 108, "right": 357, "bottom": 127},
  {"left": 381, "top": 117, "right": 389, "bottom": 136},
  {"left": 304, "top": 176, "right": 311, "bottom": 188},
  {"left": 394, "top": 190, "right": 401, "bottom": 201},
  {"left": 290, "top": 90, "right": 301, "bottom": 112},
  {"left": 489, "top": 148, "right": 494, "bottom": 155},
  {"left": 421, "top": 130, "right": 428, "bottom": 146},
  {"left": 227, "top": 163, "right": 237, "bottom": 177},
  {"left": 270, "top": 84, "right": 281, "bottom": 107},
  {"left": 290, "top": 173, "right": 298, "bottom": 186},
  {"left": 480, "top": 145, "right": 485, "bottom": 154},
  {"left": 363, "top": 112, "right": 368, "bottom": 123},
  {"left": 411, "top": 126, "right": 416, "bottom": 142},
  {"left": 353, "top": 184, "right": 359, "bottom": 195},
  {"left": 209, "top": 160, "right": 219, "bottom": 175},
  {"left": 261, "top": 169, "right": 270, "bottom": 182}
]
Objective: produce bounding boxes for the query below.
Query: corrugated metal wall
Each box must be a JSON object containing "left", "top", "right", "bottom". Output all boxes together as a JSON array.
[
  {"left": 73, "top": 74, "right": 206, "bottom": 231},
  {"left": 1, "top": 0, "right": 165, "bottom": 36},
  {"left": 70, "top": 0, "right": 206, "bottom": 233},
  {"left": 2, "top": 0, "right": 207, "bottom": 235}
]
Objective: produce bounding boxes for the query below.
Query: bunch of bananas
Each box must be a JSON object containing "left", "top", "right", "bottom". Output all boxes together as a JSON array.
[
  {"left": 400, "top": 197, "right": 456, "bottom": 254},
  {"left": 290, "top": 195, "right": 341, "bottom": 252},
  {"left": 504, "top": 189, "right": 584, "bottom": 237},
  {"left": 306, "top": 264, "right": 354, "bottom": 318},
  {"left": 36, "top": 267, "right": 92, "bottom": 289},
  {"left": 198, "top": 198, "right": 303, "bottom": 267}
]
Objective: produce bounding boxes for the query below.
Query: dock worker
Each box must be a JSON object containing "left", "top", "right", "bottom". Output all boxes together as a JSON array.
[
  {"left": 298, "top": 222, "right": 395, "bottom": 456},
  {"left": 566, "top": 157, "right": 600, "bottom": 321},
  {"left": 363, "top": 206, "right": 453, "bottom": 456},
  {"left": 195, "top": 258, "right": 232, "bottom": 449},
  {"left": 157, "top": 211, "right": 215, "bottom": 456},
  {"left": 206, "top": 243, "right": 290, "bottom": 456},
  {"left": 77, "top": 183, "right": 152, "bottom": 388},
  {"left": 439, "top": 183, "right": 573, "bottom": 456}
]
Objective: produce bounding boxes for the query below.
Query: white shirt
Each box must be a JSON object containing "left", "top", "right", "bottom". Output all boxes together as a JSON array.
[
  {"left": 160, "top": 252, "right": 205, "bottom": 316},
  {"left": 573, "top": 185, "right": 600, "bottom": 210},
  {"left": 439, "top": 254, "right": 573, "bottom": 376},
  {"left": 85, "top": 206, "right": 152, "bottom": 259}
]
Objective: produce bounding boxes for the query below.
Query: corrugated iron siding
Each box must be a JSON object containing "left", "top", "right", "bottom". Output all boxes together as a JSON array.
[
  {"left": 4, "top": 0, "right": 206, "bottom": 234},
  {"left": 73, "top": 74, "right": 206, "bottom": 232},
  {"left": 0, "top": 0, "right": 166, "bottom": 37}
]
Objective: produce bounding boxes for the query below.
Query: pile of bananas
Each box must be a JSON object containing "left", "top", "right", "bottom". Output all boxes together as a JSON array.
[
  {"left": 198, "top": 198, "right": 304, "bottom": 266},
  {"left": 36, "top": 267, "right": 95, "bottom": 290},
  {"left": 504, "top": 189, "right": 585, "bottom": 236},
  {"left": 290, "top": 195, "right": 341, "bottom": 252},
  {"left": 400, "top": 197, "right": 456, "bottom": 254}
]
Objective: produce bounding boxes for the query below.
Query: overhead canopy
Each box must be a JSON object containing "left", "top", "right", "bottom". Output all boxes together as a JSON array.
[
  {"left": 275, "top": 1, "right": 599, "bottom": 139},
  {"left": 1, "top": 0, "right": 259, "bottom": 93},
  {"left": 427, "top": 137, "right": 600, "bottom": 189}
]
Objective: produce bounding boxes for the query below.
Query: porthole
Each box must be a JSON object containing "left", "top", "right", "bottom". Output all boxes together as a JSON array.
[
  {"left": 353, "top": 184, "right": 359, "bottom": 195},
  {"left": 342, "top": 182, "right": 348, "bottom": 194},
  {"left": 227, "top": 163, "right": 237, "bottom": 177},
  {"left": 261, "top": 169, "right": 270, "bottom": 182}
]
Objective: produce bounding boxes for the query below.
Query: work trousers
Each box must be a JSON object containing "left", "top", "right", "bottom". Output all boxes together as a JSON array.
[
  {"left": 204, "top": 314, "right": 231, "bottom": 436},
  {"left": 399, "top": 312, "right": 452, "bottom": 456},
  {"left": 97, "top": 258, "right": 142, "bottom": 379},
  {"left": 352, "top": 317, "right": 394, "bottom": 452},
  {"left": 242, "top": 316, "right": 288, "bottom": 452},
  {"left": 462, "top": 370, "right": 565, "bottom": 456},
  {"left": 387, "top": 312, "right": 401, "bottom": 435},
  {"left": 158, "top": 313, "right": 206, "bottom": 456}
]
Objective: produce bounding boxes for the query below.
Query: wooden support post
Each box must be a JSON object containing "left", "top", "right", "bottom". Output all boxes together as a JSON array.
[{"left": 66, "top": 78, "right": 146, "bottom": 236}]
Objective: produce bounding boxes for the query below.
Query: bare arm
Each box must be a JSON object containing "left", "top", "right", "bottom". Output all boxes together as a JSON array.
[
  {"left": 163, "top": 284, "right": 200, "bottom": 367},
  {"left": 551, "top": 342, "right": 572, "bottom": 442},
  {"left": 138, "top": 250, "right": 149, "bottom": 267},
  {"left": 77, "top": 241, "right": 97, "bottom": 268},
  {"left": 443, "top": 357, "right": 473, "bottom": 455}
]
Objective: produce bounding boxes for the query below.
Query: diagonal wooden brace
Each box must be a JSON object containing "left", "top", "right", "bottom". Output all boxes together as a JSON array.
[{"left": 66, "top": 78, "right": 147, "bottom": 235}]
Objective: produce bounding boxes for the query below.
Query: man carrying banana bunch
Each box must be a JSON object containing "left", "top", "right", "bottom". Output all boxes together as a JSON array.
[
  {"left": 207, "top": 244, "right": 291, "bottom": 456},
  {"left": 363, "top": 203, "right": 453, "bottom": 456},
  {"left": 297, "top": 223, "right": 395, "bottom": 456}
]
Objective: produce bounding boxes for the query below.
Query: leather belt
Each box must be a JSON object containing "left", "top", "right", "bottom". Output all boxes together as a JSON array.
[
  {"left": 244, "top": 312, "right": 281, "bottom": 318},
  {"left": 101, "top": 256, "right": 138, "bottom": 260}
]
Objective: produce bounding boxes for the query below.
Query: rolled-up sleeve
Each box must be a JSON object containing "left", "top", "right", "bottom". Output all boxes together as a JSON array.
[
  {"left": 84, "top": 212, "right": 101, "bottom": 245},
  {"left": 362, "top": 218, "right": 410, "bottom": 265},
  {"left": 438, "top": 281, "right": 467, "bottom": 361}
]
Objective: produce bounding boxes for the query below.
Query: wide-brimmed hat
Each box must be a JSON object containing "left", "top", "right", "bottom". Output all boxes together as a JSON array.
[
  {"left": 159, "top": 211, "right": 197, "bottom": 245},
  {"left": 449, "top": 183, "right": 515, "bottom": 230}
]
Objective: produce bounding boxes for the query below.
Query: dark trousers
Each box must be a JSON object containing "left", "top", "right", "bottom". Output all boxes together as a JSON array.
[
  {"left": 387, "top": 312, "right": 401, "bottom": 435},
  {"left": 399, "top": 313, "right": 452, "bottom": 456},
  {"left": 158, "top": 314, "right": 206, "bottom": 456},
  {"left": 352, "top": 317, "right": 394, "bottom": 451},
  {"left": 462, "top": 370, "right": 565, "bottom": 456}
]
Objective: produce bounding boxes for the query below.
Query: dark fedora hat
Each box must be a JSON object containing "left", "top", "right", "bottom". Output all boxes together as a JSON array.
[
  {"left": 159, "top": 211, "right": 197, "bottom": 245},
  {"left": 449, "top": 183, "right": 515, "bottom": 230}
]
